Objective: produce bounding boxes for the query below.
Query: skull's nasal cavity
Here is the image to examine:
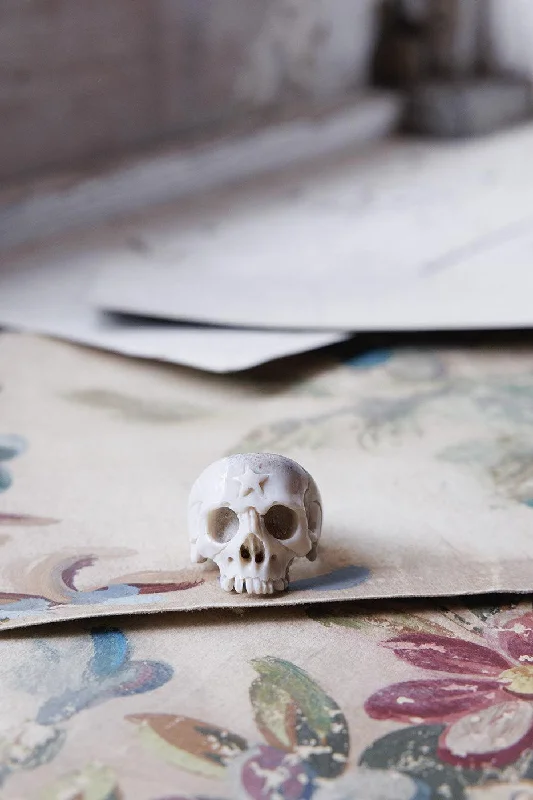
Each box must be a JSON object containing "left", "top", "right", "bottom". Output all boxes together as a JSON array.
[{"left": 240, "top": 534, "right": 265, "bottom": 564}]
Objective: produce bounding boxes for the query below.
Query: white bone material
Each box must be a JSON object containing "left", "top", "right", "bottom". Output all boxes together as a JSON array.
[{"left": 188, "top": 453, "right": 322, "bottom": 594}]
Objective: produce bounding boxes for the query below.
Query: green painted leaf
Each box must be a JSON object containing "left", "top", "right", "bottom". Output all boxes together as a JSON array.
[
  {"left": 436, "top": 599, "right": 530, "bottom": 637},
  {"left": 64, "top": 389, "right": 206, "bottom": 425},
  {"left": 127, "top": 713, "right": 247, "bottom": 779},
  {"left": 250, "top": 657, "right": 349, "bottom": 779},
  {"left": 249, "top": 679, "right": 298, "bottom": 751},
  {"left": 307, "top": 603, "right": 454, "bottom": 637},
  {"left": 41, "top": 763, "right": 121, "bottom": 800},
  {"left": 359, "top": 724, "right": 486, "bottom": 800}
]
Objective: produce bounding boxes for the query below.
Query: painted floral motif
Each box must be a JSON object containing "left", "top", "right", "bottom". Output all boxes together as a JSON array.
[
  {"left": 0, "top": 433, "right": 204, "bottom": 622},
  {"left": 0, "top": 721, "right": 65, "bottom": 788},
  {"left": 0, "top": 627, "right": 172, "bottom": 788},
  {"left": 234, "top": 348, "right": 533, "bottom": 510},
  {"left": 0, "top": 551, "right": 204, "bottom": 621},
  {"left": 466, "top": 781, "right": 533, "bottom": 799},
  {"left": 345, "top": 349, "right": 394, "bottom": 371},
  {"left": 0, "top": 434, "right": 58, "bottom": 527},
  {"left": 41, "top": 763, "right": 122, "bottom": 800},
  {"left": 128, "top": 657, "right": 429, "bottom": 800},
  {"left": 309, "top": 599, "right": 533, "bottom": 798},
  {"left": 64, "top": 388, "right": 208, "bottom": 425},
  {"left": 0, "top": 428, "right": 370, "bottom": 627},
  {"left": 0, "top": 435, "right": 25, "bottom": 494},
  {"left": 365, "top": 611, "right": 533, "bottom": 769},
  {"left": 8, "top": 597, "right": 533, "bottom": 798},
  {"left": 440, "top": 437, "right": 533, "bottom": 509}
]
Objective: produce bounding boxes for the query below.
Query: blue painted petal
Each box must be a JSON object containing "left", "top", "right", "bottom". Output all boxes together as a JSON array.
[
  {"left": 345, "top": 349, "right": 393, "bottom": 369},
  {"left": 37, "top": 686, "right": 100, "bottom": 724},
  {"left": 88, "top": 591, "right": 168, "bottom": 607},
  {"left": 70, "top": 584, "right": 140, "bottom": 604},
  {"left": 0, "top": 466, "right": 12, "bottom": 494},
  {"left": 413, "top": 779, "right": 432, "bottom": 800},
  {"left": 0, "top": 765, "right": 11, "bottom": 786},
  {"left": 290, "top": 565, "right": 370, "bottom": 592},
  {"left": 0, "top": 597, "right": 51, "bottom": 619},
  {"left": 0, "top": 435, "right": 27, "bottom": 462},
  {"left": 90, "top": 628, "right": 130, "bottom": 676},
  {"left": 111, "top": 660, "right": 174, "bottom": 697},
  {"left": 523, "top": 499, "right": 533, "bottom": 508},
  {"left": 38, "top": 659, "right": 173, "bottom": 724}
]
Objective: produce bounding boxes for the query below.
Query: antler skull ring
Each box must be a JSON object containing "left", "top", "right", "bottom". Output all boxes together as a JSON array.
[{"left": 188, "top": 453, "right": 322, "bottom": 594}]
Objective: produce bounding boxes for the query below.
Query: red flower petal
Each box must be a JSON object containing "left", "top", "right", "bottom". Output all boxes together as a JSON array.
[
  {"left": 365, "top": 679, "right": 504, "bottom": 723},
  {"left": 498, "top": 613, "right": 533, "bottom": 666},
  {"left": 384, "top": 633, "right": 510, "bottom": 675},
  {"left": 438, "top": 700, "right": 533, "bottom": 769}
]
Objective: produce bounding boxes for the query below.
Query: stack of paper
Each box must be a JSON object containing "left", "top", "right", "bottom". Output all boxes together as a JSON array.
[
  {"left": 2, "top": 119, "right": 533, "bottom": 373},
  {"left": 0, "top": 97, "right": 405, "bottom": 373},
  {"left": 90, "top": 124, "right": 533, "bottom": 332},
  {"left": 0, "top": 238, "right": 345, "bottom": 373}
]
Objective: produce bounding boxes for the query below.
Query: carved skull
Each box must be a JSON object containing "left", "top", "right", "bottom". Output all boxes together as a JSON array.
[{"left": 188, "top": 453, "right": 322, "bottom": 594}]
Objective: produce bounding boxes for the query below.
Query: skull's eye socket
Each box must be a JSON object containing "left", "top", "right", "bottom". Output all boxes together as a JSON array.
[
  {"left": 264, "top": 505, "right": 297, "bottom": 540},
  {"left": 208, "top": 507, "right": 239, "bottom": 543}
]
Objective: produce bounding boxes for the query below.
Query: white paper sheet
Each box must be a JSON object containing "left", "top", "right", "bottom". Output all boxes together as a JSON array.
[
  {"left": 0, "top": 243, "right": 346, "bottom": 373},
  {"left": 91, "top": 125, "right": 533, "bottom": 330}
]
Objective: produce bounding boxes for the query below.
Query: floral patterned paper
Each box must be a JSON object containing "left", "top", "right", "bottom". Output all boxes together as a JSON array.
[
  {"left": 4, "top": 597, "right": 533, "bottom": 799},
  {"left": 3, "top": 333, "right": 533, "bottom": 628}
]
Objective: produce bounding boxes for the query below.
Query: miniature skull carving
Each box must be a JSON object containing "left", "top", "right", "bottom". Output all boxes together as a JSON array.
[{"left": 188, "top": 453, "right": 322, "bottom": 594}]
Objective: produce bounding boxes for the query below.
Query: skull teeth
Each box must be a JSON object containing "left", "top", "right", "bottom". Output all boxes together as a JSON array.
[
  {"left": 219, "top": 576, "right": 288, "bottom": 594},
  {"left": 220, "top": 575, "right": 235, "bottom": 592}
]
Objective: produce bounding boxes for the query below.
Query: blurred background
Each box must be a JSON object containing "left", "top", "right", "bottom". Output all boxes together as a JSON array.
[
  {"left": 1, "top": 0, "right": 533, "bottom": 373},
  {"left": 1, "top": 0, "right": 532, "bottom": 180}
]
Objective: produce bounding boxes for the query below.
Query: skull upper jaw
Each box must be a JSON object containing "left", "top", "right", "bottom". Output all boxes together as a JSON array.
[{"left": 194, "top": 506, "right": 312, "bottom": 594}]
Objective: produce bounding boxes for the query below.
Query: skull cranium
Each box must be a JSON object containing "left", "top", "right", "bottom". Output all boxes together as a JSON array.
[{"left": 188, "top": 453, "right": 322, "bottom": 594}]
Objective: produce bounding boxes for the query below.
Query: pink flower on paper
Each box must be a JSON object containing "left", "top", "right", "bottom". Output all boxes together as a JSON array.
[{"left": 365, "top": 612, "right": 533, "bottom": 769}]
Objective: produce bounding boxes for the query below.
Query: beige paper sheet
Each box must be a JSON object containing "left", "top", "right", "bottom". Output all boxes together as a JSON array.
[
  {"left": 3, "top": 596, "right": 533, "bottom": 798},
  {"left": 2, "top": 333, "right": 533, "bottom": 632}
]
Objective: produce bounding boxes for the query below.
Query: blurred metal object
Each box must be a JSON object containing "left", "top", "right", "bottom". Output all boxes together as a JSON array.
[
  {"left": 409, "top": 78, "right": 531, "bottom": 137},
  {"left": 372, "top": 0, "right": 429, "bottom": 87},
  {"left": 406, "top": 0, "right": 532, "bottom": 136},
  {"left": 426, "top": 0, "right": 491, "bottom": 77}
]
